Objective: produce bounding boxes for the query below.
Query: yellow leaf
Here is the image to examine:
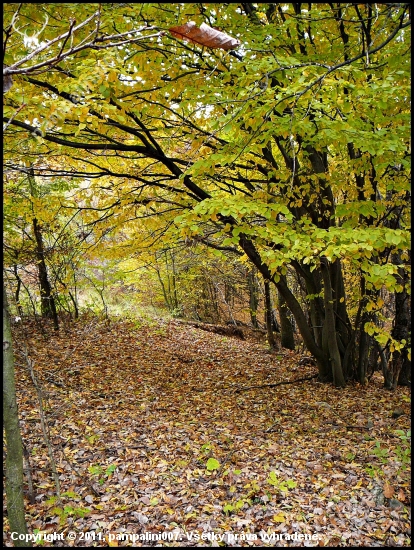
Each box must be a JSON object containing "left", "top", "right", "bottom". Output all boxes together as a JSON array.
[
  {"left": 107, "top": 70, "right": 118, "bottom": 82},
  {"left": 273, "top": 513, "right": 285, "bottom": 522}
]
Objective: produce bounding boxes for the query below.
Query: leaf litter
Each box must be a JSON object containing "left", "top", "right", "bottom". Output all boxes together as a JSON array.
[{"left": 4, "top": 316, "right": 411, "bottom": 547}]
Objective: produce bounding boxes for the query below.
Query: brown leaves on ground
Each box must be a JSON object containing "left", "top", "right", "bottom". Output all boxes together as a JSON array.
[{"left": 5, "top": 316, "right": 411, "bottom": 547}]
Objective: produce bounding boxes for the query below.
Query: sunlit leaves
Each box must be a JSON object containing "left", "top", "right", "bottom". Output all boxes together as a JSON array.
[{"left": 3, "top": 3, "right": 411, "bottom": 378}]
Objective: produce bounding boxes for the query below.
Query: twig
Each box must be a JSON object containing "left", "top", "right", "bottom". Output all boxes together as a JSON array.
[
  {"left": 24, "top": 346, "right": 61, "bottom": 498},
  {"left": 22, "top": 443, "right": 36, "bottom": 504},
  {"left": 215, "top": 449, "right": 237, "bottom": 477},
  {"left": 57, "top": 443, "right": 101, "bottom": 497},
  {"left": 3, "top": 103, "right": 26, "bottom": 130}
]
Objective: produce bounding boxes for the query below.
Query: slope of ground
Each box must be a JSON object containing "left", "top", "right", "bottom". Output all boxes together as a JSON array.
[{"left": 4, "top": 316, "right": 411, "bottom": 547}]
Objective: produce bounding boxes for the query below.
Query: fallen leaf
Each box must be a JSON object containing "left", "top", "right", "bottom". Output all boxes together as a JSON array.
[{"left": 383, "top": 483, "right": 394, "bottom": 499}]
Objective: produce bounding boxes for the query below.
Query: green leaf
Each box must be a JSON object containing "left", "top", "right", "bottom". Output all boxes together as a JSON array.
[
  {"left": 223, "top": 503, "right": 234, "bottom": 513},
  {"left": 206, "top": 458, "right": 220, "bottom": 471}
]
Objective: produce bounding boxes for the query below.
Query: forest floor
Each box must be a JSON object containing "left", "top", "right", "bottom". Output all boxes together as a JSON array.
[{"left": 4, "top": 315, "right": 411, "bottom": 547}]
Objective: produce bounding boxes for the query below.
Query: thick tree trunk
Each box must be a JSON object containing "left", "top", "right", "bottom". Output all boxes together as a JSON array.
[
  {"left": 397, "top": 351, "right": 411, "bottom": 387},
  {"left": 3, "top": 284, "right": 32, "bottom": 547},
  {"left": 33, "top": 217, "right": 59, "bottom": 330},
  {"left": 276, "top": 275, "right": 331, "bottom": 379},
  {"left": 393, "top": 265, "right": 410, "bottom": 388},
  {"left": 264, "top": 280, "right": 277, "bottom": 350},
  {"left": 277, "top": 285, "right": 295, "bottom": 350},
  {"left": 238, "top": 233, "right": 331, "bottom": 379},
  {"left": 321, "top": 261, "right": 346, "bottom": 387}
]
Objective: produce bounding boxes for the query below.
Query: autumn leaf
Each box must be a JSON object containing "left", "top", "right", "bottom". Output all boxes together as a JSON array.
[
  {"left": 107, "top": 536, "right": 118, "bottom": 547},
  {"left": 7, "top": 316, "right": 412, "bottom": 547},
  {"left": 383, "top": 483, "right": 395, "bottom": 499},
  {"left": 3, "top": 3, "right": 411, "bottom": 546},
  {"left": 169, "top": 22, "right": 241, "bottom": 50},
  {"left": 206, "top": 457, "right": 220, "bottom": 471}
]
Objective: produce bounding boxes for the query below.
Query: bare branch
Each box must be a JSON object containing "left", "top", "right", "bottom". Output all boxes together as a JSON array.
[
  {"left": 2, "top": 103, "right": 26, "bottom": 130},
  {"left": 6, "top": 11, "right": 99, "bottom": 72}
]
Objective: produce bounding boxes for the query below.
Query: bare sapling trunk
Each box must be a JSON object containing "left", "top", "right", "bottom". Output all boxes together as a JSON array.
[{"left": 3, "top": 284, "right": 32, "bottom": 546}]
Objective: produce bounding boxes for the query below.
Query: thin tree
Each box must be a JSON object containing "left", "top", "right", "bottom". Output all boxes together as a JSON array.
[{"left": 3, "top": 283, "right": 32, "bottom": 546}]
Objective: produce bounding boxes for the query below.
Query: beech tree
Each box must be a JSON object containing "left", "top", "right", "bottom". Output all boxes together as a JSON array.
[{"left": 4, "top": 3, "right": 411, "bottom": 387}]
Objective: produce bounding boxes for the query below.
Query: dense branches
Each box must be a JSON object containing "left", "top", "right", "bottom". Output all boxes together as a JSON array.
[{"left": 3, "top": 3, "right": 410, "bottom": 387}]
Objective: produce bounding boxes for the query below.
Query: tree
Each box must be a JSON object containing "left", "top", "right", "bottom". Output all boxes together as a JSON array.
[
  {"left": 263, "top": 279, "right": 277, "bottom": 350},
  {"left": 277, "top": 285, "right": 296, "bottom": 351},
  {"left": 3, "top": 284, "right": 31, "bottom": 546},
  {"left": 3, "top": 162, "right": 89, "bottom": 322},
  {"left": 3, "top": 6, "right": 169, "bottom": 544},
  {"left": 4, "top": 3, "right": 410, "bottom": 386}
]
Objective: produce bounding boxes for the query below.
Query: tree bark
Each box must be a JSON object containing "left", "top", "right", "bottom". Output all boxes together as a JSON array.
[
  {"left": 238, "top": 233, "right": 331, "bottom": 378},
  {"left": 3, "top": 284, "right": 32, "bottom": 546},
  {"left": 247, "top": 268, "right": 259, "bottom": 328},
  {"left": 393, "top": 263, "right": 410, "bottom": 388},
  {"left": 264, "top": 280, "right": 277, "bottom": 350},
  {"left": 13, "top": 265, "right": 24, "bottom": 317},
  {"left": 32, "top": 217, "right": 59, "bottom": 330},
  {"left": 277, "top": 284, "right": 295, "bottom": 350},
  {"left": 321, "top": 261, "right": 346, "bottom": 387}
]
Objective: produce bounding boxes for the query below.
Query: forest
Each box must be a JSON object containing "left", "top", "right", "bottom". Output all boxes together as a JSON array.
[{"left": 3, "top": 3, "right": 411, "bottom": 547}]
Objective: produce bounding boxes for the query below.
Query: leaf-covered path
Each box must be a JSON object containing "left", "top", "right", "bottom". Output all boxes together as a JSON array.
[{"left": 6, "top": 317, "right": 411, "bottom": 547}]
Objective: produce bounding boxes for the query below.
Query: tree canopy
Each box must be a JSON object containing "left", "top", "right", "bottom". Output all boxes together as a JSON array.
[{"left": 3, "top": 3, "right": 411, "bottom": 387}]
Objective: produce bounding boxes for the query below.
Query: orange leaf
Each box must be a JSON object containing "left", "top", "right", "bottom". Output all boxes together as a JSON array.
[
  {"left": 169, "top": 22, "right": 240, "bottom": 50},
  {"left": 383, "top": 482, "right": 394, "bottom": 499},
  {"left": 397, "top": 489, "right": 406, "bottom": 502}
]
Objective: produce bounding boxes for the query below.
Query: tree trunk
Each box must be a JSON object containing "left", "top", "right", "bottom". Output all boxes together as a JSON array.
[
  {"left": 356, "top": 311, "right": 373, "bottom": 385},
  {"left": 277, "top": 285, "right": 295, "bottom": 350},
  {"left": 3, "top": 284, "right": 32, "bottom": 547},
  {"left": 33, "top": 217, "right": 59, "bottom": 330},
  {"left": 155, "top": 266, "right": 172, "bottom": 311},
  {"left": 391, "top": 268, "right": 411, "bottom": 386},
  {"left": 13, "top": 265, "right": 24, "bottom": 317},
  {"left": 264, "top": 280, "right": 277, "bottom": 350},
  {"left": 276, "top": 275, "right": 331, "bottom": 379},
  {"left": 247, "top": 268, "right": 259, "bottom": 328},
  {"left": 68, "top": 290, "right": 79, "bottom": 319},
  {"left": 321, "top": 261, "right": 346, "bottom": 387},
  {"left": 238, "top": 233, "right": 331, "bottom": 379},
  {"left": 393, "top": 264, "right": 410, "bottom": 388}
]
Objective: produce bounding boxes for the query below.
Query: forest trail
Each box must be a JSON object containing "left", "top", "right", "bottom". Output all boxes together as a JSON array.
[{"left": 8, "top": 316, "right": 411, "bottom": 547}]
